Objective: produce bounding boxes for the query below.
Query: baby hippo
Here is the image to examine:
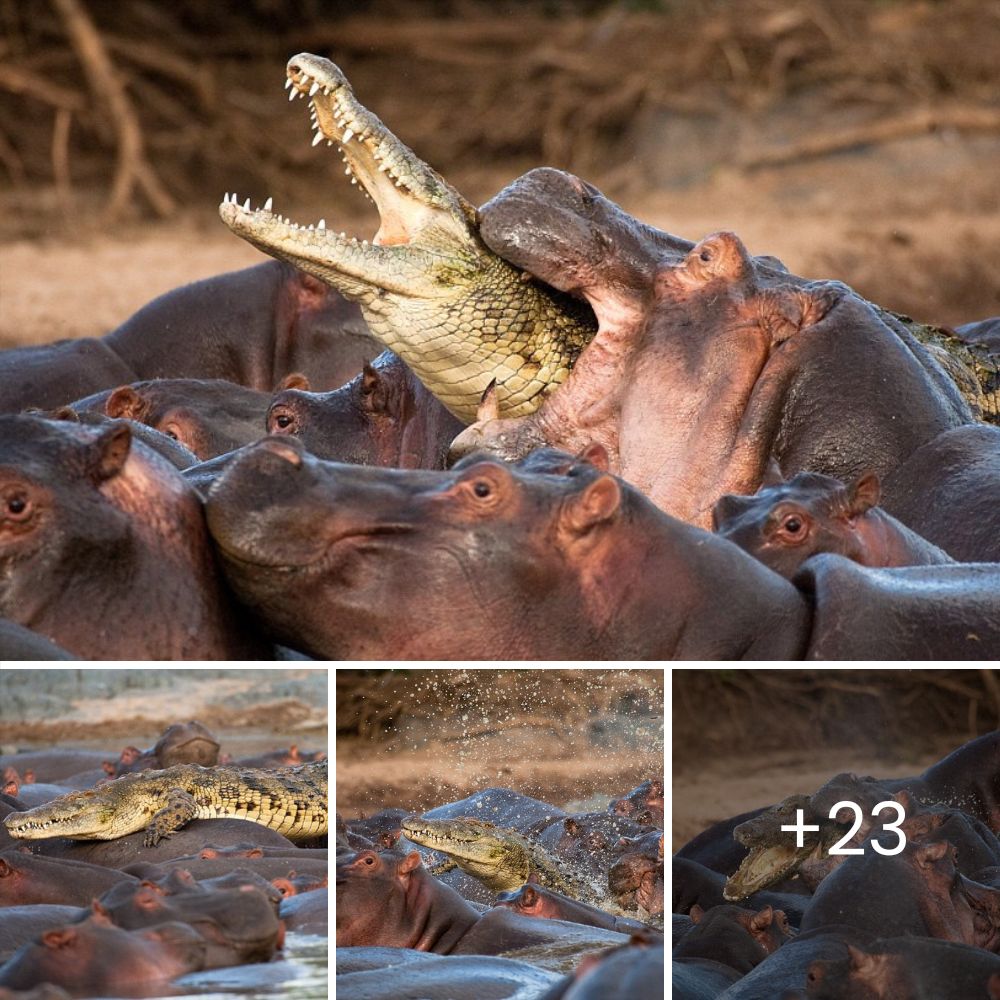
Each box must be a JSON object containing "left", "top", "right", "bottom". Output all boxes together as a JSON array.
[{"left": 713, "top": 466, "right": 953, "bottom": 578}]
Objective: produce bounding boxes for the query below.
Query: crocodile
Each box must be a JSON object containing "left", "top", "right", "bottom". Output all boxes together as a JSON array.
[
  {"left": 219, "top": 53, "right": 595, "bottom": 423},
  {"left": 219, "top": 54, "right": 998, "bottom": 430},
  {"left": 3, "top": 759, "right": 327, "bottom": 847},
  {"left": 401, "top": 814, "right": 609, "bottom": 908}
]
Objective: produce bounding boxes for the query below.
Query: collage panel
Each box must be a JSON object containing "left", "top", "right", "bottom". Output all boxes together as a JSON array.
[
  {"left": 0, "top": 667, "right": 328, "bottom": 999},
  {"left": 673, "top": 668, "right": 1000, "bottom": 1000},
  {"left": 335, "top": 666, "right": 665, "bottom": 998}
]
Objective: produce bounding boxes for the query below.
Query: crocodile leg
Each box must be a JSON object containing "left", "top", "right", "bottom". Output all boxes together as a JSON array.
[{"left": 143, "top": 788, "right": 198, "bottom": 847}]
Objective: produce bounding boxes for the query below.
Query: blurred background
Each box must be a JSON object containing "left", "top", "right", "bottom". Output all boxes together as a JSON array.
[
  {"left": 673, "top": 667, "right": 998, "bottom": 850},
  {"left": 336, "top": 667, "right": 663, "bottom": 817},
  {"left": 2, "top": 0, "right": 999, "bottom": 345}
]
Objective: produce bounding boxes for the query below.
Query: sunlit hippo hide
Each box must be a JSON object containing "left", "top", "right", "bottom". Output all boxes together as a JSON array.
[
  {"left": 450, "top": 168, "right": 970, "bottom": 528},
  {"left": 204, "top": 438, "right": 811, "bottom": 659}
]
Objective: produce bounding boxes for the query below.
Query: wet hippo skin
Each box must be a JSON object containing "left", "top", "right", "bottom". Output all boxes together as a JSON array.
[
  {"left": 0, "top": 414, "right": 271, "bottom": 659},
  {"left": 204, "top": 438, "right": 811, "bottom": 659},
  {"left": 0, "top": 261, "right": 379, "bottom": 413}
]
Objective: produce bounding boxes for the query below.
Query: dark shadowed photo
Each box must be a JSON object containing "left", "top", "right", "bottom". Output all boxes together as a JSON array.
[{"left": 672, "top": 668, "right": 1000, "bottom": 999}]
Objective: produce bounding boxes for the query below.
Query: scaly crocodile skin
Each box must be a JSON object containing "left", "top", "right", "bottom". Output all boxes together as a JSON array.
[
  {"left": 219, "top": 54, "right": 595, "bottom": 422},
  {"left": 402, "top": 815, "right": 606, "bottom": 906},
  {"left": 3, "top": 760, "right": 327, "bottom": 846}
]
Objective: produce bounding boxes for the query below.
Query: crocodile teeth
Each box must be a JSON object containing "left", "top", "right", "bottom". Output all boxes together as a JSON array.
[
  {"left": 284, "top": 78, "right": 293, "bottom": 90},
  {"left": 263, "top": 196, "right": 273, "bottom": 211},
  {"left": 312, "top": 131, "right": 323, "bottom": 147},
  {"left": 288, "top": 88, "right": 297, "bottom": 102},
  {"left": 243, "top": 198, "right": 251, "bottom": 211},
  {"left": 309, "top": 81, "right": 319, "bottom": 97},
  {"left": 343, "top": 128, "right": 354, "bottom": 142},
  {"left": 317, "top": 219, "right": 325, "bottom": 229}
]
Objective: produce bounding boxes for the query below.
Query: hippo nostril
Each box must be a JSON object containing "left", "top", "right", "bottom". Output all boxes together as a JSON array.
[{"left": 257, "top": 436, "right": 304, "bottom": 467}]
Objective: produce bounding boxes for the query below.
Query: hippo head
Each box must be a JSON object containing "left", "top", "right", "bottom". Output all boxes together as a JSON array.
[
  {"left": 205, "top": 438, "right": 637, "bottom": 658},
  {"left": 712, "top": 470, "right": 882, "bottom": 578},
  {"left": 479, "top": 167, "right": 679, "bottom": 304}
]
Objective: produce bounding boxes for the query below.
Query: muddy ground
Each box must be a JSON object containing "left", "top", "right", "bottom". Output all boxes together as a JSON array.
[{"left": 2, "top": 3, "right": 999, "bottom": 347}]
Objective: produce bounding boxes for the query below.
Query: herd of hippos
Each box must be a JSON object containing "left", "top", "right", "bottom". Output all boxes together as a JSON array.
[
  {"left": 674, "top": 730, "right": 1000, "bottom": 999},
  {"left": 2, "top": 52, "right": 999, "bottom": 659}
]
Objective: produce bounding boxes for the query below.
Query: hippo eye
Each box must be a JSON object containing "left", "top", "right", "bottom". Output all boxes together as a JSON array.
[
  {"left": 3, "top": 493, "right": 30, "bottom": 519},
  {"left": 781, "top": 515, "right": 804, "bottom": 535},
  {"left": 164, "top": 429, "right": 179, "bottom": 441},
  {"left": 275, "top": 415, "right": 293, "bottom": 429},
  {"left": 362, "top": 856, "right": 375, "bottom": 866},
  {"left": 699, "top": 249, "right": 712, "bottom": 262},
  {"left": 473, "top": 480, "right": 492, "bottom": 499}
]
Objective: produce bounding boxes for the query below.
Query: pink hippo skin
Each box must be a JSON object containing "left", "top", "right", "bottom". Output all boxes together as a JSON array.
[
  {"left": 0, "top": 414, "right": 271, "bottom": 659},
  {"left": 713, "top": 466, "right": 953, "bottom": 578},
  {"left": 205, "top": 437, "right": 811, "bottom": 659},
  {"left": 451, "top": 168, "right": 969, "bottom": 528}
]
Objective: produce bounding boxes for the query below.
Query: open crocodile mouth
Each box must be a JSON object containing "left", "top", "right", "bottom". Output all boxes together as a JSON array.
[
  {"left": 723, "top": 841, "right": 819, "bottom": 901},
  {"left": 218, "top": 53, "right": 477, "bottom": 296}
]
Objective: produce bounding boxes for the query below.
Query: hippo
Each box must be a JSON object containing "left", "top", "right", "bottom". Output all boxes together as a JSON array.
[
  {"left": 205, "top": 437, "right": 1000, "bottom": 659},
  {"left": 0, "top": 850, "right": 136, "bottom": 908},
  {"left": 608, "top": 831, "right": 665, "bottom": 917},
  {"left": 880, "top": 423, "right": 1000, "bottom": 561},
  {"left": 713, "top": 467, "right": 953, "bottom": 576},
  {"left": 0, "top": 414, "right": 270, "bottom": 659},
  {"left": 0, "top": 908, "right": 207, "bottom": 995},
  {"left": 0, "top": 260, "right": 379, "bottom": 413},
  {"left": 38, "top": 407, "right": 199, "bottom": 471},
  {"left": 450, "top": 168, "right": 969, "bottom": 527},
  {"left": 0, "top": 621, "right": 74, "bottom": 661},
  {"left": 799, "top": 834, "right": 999, "bottom": 947},
  {"left": 494, "top": 884, "right": 650, "bottom": 935},
  {"left": 69, "top": 376, "right": 308, "bottom": 461},
  {"left": 673, "top": 904, "right": 792, "bottom": 974},
  {"left": 610, "top": 778, "right": 664, "bottom": 828},
  {"left": 204, "top": 437, "right": 810, "bottom": 658},
  {"left": 267, "top": 350, "right": 463, "bottom": 468},
  {"left": 804, "top": 936, "right": 1000, "bottom": 999},
  {"left": 538, "top": 933, "right": 665, "bottom": 1000},
  {"left": 111, "top": 721, "right": 221, "bottom": 777},
  {"left": 336, "top": 847, "right": 630, "bottom": 958}
]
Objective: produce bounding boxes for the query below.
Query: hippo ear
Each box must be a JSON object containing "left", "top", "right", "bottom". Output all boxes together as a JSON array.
[
  {"left": 915, "top": 841, "right": 951, "bottom": 868},
  {"left": 689, "top": 904, "right": 705, "bottom": 924},
  {"left": 564, "top": 817, "right": 581, "bottom": 835},
  {"left": 87, "top": 422, "right": 132, "bottom": 483},
  {"left": 711, "top": 493, "right": 751, "bottom": 532},
  {"left": 277, "top": 372, "right": 311, "bottom": 392},
  {"left": 42, "top": 927, "right": 78, "bottom": 949},
  {"left": 846, "top": 944, "right": 878, "bottom": 975},
  {"left": 847, "top": 471, "right": 881, "bottom": 516},
  {"left": 49, "top": 405, "right": 80, "bottom": 423},
  {"left": 749, "top": 905, "right": 774, "bottom": 931},
  {"left": 521, "top": 884, "right": 538, "bottom": 906},
  {"left": 105, "top": 385, "right": 148, "bottom": 422},
  {"left": 360, "top": 362, "right": 391, "bottom": 415},
  {"left": 477, "top": 380, "right": 500, "bottom": 423},
  {"left": 761, "top": 458, "right": 786, "bottom": 488},
  {"left": 576, "top": 442, "right": 610, "bottom": 472},
  {"left": 399, "top": 851, "right": 423, "bottom": 878},
  {"left": 564, "top": 474, "right": 621, "bottom": 535}
]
